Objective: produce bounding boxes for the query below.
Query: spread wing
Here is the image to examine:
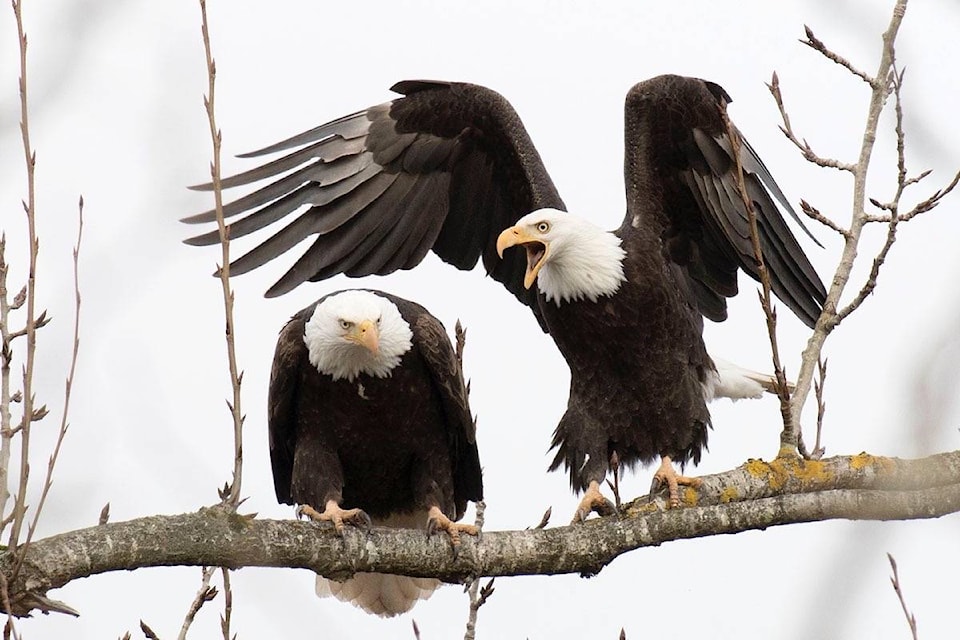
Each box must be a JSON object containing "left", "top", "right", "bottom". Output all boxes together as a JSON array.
[
  {"left": 395, "top": 297, "right": 482, "bottom": 515},
  {"left": 621, "top": 75, "right": 826, "bottom": 328},
  {"left": 266, "top": 304, "right": 315, "bottom": 504},
  {"left": 184, "top": 80, "right": 565, "bottom": 326}
]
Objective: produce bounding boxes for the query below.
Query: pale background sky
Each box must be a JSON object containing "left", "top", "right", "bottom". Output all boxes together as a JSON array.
[{"left": 1, "top": 0, "right": 959, "bottom": 638}]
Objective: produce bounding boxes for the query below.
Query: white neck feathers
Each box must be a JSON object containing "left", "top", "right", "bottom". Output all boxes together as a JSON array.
[
  {"left": 304, "top": 291, "right": 413, "bottom": 382},
  {"left": 537, "top": 216, "right": 627, "bottom": 306}
]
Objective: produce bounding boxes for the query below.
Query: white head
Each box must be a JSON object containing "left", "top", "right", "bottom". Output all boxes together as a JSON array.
[
  {"left": 304, "top": 290, "right": 413, "bottom": 382},
  {"left": 495, "top": 208, "right": 627, "bottom": 305}
]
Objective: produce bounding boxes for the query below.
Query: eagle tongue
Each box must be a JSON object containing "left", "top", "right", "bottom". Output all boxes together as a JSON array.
[{"left": 525, "top": 242, "right": 546, "bottom": 272}]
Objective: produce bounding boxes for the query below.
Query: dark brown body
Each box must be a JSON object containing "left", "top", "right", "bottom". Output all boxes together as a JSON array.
[
  {"left": 268, "top": 291, "right": 482, "bottom": 521},
  {"left": 544, "top": 234, "right": 710, "bottom": 491}
]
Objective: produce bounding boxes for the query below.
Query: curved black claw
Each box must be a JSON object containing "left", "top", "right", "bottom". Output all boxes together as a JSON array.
[
  {"left": 573, "top": 496, "right": 616, "bottom": 524},
  {"left": 348, "top": 509, "right": 373, "bottom": 531},
  {"left": 570, "top": 481, "right": 617, "bottom": 524},
  {"left": 297, "top": 502, "right": 371, "bottom": 536},
  {"left": 648, "top": 476, "right": 664, "bottom": 502},
  {"left": 426, "top": 506, "right": 477, "bottom": 559}
]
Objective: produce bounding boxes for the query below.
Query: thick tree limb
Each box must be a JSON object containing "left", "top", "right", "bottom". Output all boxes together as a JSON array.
[{"left": 1, "top": 451, "right": 958, "bottom": 617}]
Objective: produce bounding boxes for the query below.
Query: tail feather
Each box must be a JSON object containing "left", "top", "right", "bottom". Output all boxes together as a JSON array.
[
  {"left": 315, "top": 510, "right": 440, "bottom": 617},
  {"left": 705, "top": 357, "right": 794, "bottom": 402}
]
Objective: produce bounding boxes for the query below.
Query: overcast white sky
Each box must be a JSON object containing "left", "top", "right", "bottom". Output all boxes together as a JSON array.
[{"left": 2, "top": 0, "right": 959, "bottom": 638}]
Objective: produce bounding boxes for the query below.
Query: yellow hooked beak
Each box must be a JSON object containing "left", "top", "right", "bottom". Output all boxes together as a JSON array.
[
  {"left": 496, "top": 226, "right": 549, "bottom": 290},
  {"left": 348, "top": 319, "right": 380, "bottom": 355}
]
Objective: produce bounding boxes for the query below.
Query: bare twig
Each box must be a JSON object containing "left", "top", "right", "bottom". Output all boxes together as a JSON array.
[
  {"left": 787, "top": 0, "right": 911, "bottom": 436},
  {"left": 606, "top": 451, "right": 622, "bottom": 509},
  {"left": 529, "top": 506, "right": 551, "bottom": 530},
  {"left": 887, "top": 553, "right": 919, "bottom": 640},
  {"left": 177, "top": 566, "right": 218, "bottom": 640},
  {"left": 0, "top": 237, "right": 12, "bottom": 525},
  {"left": 838, "top": 64, "right": 906, "bottom": 322},
  {"left": 140, "top": 620, "right": 161, "bottom": 640},
  {"left": 0, "top": 573, "right": 18, "bottom": 640},
  {"left": 10, "top": 198, "right": 84, "bottom": 583},
  {"left": 463, "top": 500, "right": 489, "bottom": 640},
  {"left": 801, "top": 25, "right": 879, "bottom": 88},
  {"left": 455, "top": 320, "right": 466, "bottom": 368},
  {"left": 722, "top": 115, "right": 793, "bottom": 451},
  {"left": 799, "top": 200, "right": 849, "bottom": 238},
  {"left": 8, "top": 0, "right": 40, "bottom": 553},
  {"left": 411, "top": 619, "right": 421, "bottom": 640},
  {"left": 198, "top": 0, "right": 245, "bottom": 510},
  {"left": 767, "top": 72, "right": 857, "bottom": 173},
  {"left": 219, "top": 567, "right": 233, "bottom": 640},
  {"left": 812, "top": 357, "right": 827, "bottom": 459}
]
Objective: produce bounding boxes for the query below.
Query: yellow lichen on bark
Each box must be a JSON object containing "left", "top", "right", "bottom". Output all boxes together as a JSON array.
[
  {"left": 719, "top": 486, "right": 740, "bottom": 503},
  {"left": 742, "top": 457, "right": 834, "bottom": 491},
  {"left": 849, "top": 452, "right": 896, "bottom": 474}
]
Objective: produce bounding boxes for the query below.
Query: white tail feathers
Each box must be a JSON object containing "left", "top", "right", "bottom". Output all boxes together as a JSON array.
[
  {"left": 315, "top": 511, "right": 440, "bottom": 617},
  {"left": 704, "top": 358, "right": 793, "bottom": 402}
]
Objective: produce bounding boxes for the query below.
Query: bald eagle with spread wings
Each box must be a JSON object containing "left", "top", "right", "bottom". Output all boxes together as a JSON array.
[{"left": 186, "top": 75, "right": 825, "bottom": 520}]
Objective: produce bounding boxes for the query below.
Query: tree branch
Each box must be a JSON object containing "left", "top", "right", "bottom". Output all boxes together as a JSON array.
[
  {"left": 1, "top": 451, "right": 958, "bottom": 617},
  {"left": 788, "top": 0, "right": 908, "bottom": 434}
]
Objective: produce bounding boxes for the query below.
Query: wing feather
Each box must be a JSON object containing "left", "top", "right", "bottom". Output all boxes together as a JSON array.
[
  {"left": 400, "top": 301, "right": 482, "bottom": 515},
  {"left": 267, "top": 306, "right": 315, "bottom": 504},
  {"left": 184, "top": 81, "right": 564, "bottom": 325},
  {"left": 622, "top": 75, "right": 826, "bottom": 328}
]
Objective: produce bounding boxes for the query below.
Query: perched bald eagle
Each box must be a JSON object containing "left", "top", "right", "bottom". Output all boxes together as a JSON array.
[
  {"left": 269, "top": 289, "right": 482, "bottom": 616},
  {"left": 186, "top": 75, "right": 825, "bottom": 518}
]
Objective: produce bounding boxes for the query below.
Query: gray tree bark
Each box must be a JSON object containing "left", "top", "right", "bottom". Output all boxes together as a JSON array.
[{"left": 2, "top": 451, "right": 958, "bottom": 617}]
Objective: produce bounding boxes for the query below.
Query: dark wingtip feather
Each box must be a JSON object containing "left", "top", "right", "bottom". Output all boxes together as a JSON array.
[
  {"left": 182, "top": 230, "right": 221, "bottom": 246},
  {"left": 180, "top": 210, "right": 217, "bottom": 225}
]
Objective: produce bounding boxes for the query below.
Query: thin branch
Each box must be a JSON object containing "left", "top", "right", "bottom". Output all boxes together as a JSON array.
[
  {"left": 8, "top": 0, "right": 40, "bottom": 553},
  {"left": 140, "top": 620, "right": 160, "bottom": 640},
  {"left": 177, "top": 566, "right": 217, "bottom": 640},
  {"left": 767, "top": 72, "right": 857, "bottom": 173},
  {"left": 887, "top": 553, "right": 919, "bottom": 640},
  {"left": 801, "top": 25, "right": 879, "bottom": 88},
  {"left": 722, "top": 115, "right": 793, "bottom": 451},
  {"left": 10, "top": 198, "right": 83, "bottom": 583},
  {"left": 0, "top": 235, "right": 12, "bottom": 525},
  {"left": 219, "top": 567, "right": 233, "bottom": 640},
  {"left": 799, "top": 200, "right": 849, "bottom": 238},
  {"left": 812, "top": 357, "right": 827, "bottom": 458},
  {"left": 0, "top": 573, "right": 18, "bottom": 640},
  {"left": 463, "top": 500, "right": 488, "bottom": 640},
  {"left": 198, "top": 0, "right": 245, "bottom": 510},
  {"left": 788, "top": 0, "right": 909, "bottom": 434}
]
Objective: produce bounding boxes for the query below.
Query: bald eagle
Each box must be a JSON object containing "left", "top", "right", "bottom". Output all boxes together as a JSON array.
[
  {"left": 269, "top": 289, "right": 482, "bottom": 616},
  {"left": 186, "top": 75, "right": 825, "bottom": 518}
]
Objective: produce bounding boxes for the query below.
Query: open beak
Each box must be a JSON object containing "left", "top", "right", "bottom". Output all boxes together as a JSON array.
[
  {"left": 349, "top": 319, "right": 380, "bottom": 355},
  {"left": 496, "top": 226, "right": 549, "bottom": 290}
]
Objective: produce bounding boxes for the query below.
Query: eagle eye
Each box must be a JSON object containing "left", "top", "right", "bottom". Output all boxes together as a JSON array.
[
  {"left": 536, "top": 221, "right": 550, "bottom": 233},
  {"left": 339, "top": 319, "right": 352, "bottom": 330}
]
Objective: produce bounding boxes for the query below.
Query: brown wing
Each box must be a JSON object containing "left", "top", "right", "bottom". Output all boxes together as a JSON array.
[
  {"left": 388, "top": 295, "right": 482, "bottom": 512},
  {"left": 621, "top": 75, "right": 826, "bottom": 327},
  {"left": 266, "top": 303, "right": 316, "bottom": 504},
  {"left": 184, "top": 80, "right": 564, "bottom": 327}
]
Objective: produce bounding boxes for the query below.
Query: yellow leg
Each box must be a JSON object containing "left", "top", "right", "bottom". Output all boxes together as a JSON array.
[
  {"left": 650, "top": 456, "right": 702, "bottom": 508},
  {"left": 570, "top": 480, "right": 617, "bottom": 524},
  {"left": 298, "top": 500, "right": 371, "bottom": 535}
]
